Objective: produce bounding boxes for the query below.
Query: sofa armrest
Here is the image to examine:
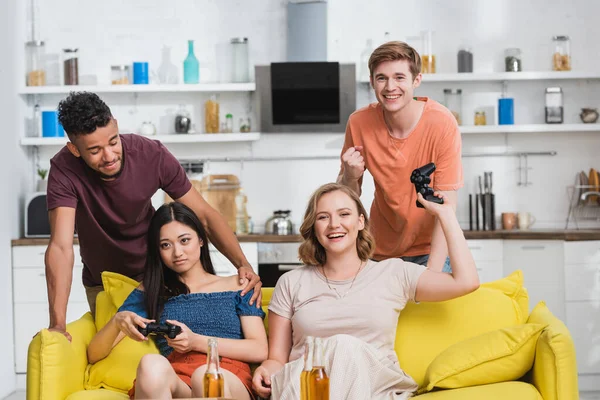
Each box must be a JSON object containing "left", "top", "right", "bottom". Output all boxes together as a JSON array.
[
  {"left": 27, "top": 312, "right": 96, "bottom": 400},
  {"left": 526, "top": 302, "right": 579, "bottom": 400}
]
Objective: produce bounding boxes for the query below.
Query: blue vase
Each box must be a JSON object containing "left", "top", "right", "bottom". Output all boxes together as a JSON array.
[{"left": 183, "top": 40, "right": 199, "bottom": 84}]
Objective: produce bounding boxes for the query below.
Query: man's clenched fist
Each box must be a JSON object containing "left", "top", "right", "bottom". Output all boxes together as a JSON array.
[{"left": 341, "top": 146, "right": 365, "bottom": 181}]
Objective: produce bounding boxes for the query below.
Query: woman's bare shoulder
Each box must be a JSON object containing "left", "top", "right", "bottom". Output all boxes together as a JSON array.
[{"left": 217, "top": 274, "right": 248, "bottom": 292}]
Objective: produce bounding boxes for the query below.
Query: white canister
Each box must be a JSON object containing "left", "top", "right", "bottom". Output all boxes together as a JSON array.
[{"left": 231, "top": 38, "right": 249, "bottom": 83}]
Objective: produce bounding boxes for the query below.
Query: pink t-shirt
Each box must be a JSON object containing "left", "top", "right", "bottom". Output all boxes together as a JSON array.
[
  {"left": 47, "top": 134, "right": 191, "bottom": 286},
  {"left": 268, "top": 258, "right": 426, "bottom": 363}
]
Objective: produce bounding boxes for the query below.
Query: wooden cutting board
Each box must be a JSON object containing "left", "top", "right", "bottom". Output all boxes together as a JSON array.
[
  {"left": 165, "top": 175, "right": 241, "bottom": 232},
  {"left": 588, "top": 168, "right": 599, "bottom": 203}
]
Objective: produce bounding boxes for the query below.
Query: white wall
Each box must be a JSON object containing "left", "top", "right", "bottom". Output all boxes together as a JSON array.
[
  {"left": 1, "top": 0, "right": 28, "bottom": 394},
  {"left": 24, "top": 0, "right": 600, "bottom": 233}
]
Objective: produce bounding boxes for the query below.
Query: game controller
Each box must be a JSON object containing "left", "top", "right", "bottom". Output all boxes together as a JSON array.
[
  {"left": 138, "top": 322, "right": 182, "bottom": 339},
  {"left": 410, "top": 163, "right": 444, "bottom": 208}
]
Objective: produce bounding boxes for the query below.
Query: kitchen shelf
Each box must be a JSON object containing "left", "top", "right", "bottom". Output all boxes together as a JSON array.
[
  {"left": 20, "top": 132, "right": 261, "bottom": 146},
  {"left": 460, "top": 124, "right": 600, "bottom": 134},
  {"left": 18, "top": 83, "right": 256, "bottom": 95},
  {"left": 358, "top": 71, "right": 600, "bottom": 84}
]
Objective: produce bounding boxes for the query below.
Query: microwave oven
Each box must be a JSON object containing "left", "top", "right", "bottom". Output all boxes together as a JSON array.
[
  {"left": 25, "top": 192, "right": 50, "bottom": 238},
  {"left": 255, "top": 62, "right": 356, "bottom": 133}
]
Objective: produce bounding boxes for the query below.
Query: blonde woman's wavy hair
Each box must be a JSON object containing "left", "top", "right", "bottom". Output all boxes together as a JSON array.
[{"left": 298, "top": 183, "right": 375, "bottom": 266}]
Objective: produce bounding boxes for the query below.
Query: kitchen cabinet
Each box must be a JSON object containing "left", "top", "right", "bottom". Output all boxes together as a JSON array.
[
  {"left": 209, "top": 242, "right": 258, "bottom": 276},
  {"left": 503, "top": 240, "right": 565, "bottom": 321},
  {"left": 467, "top": 239, "right": 504, "bottom": 283},
  {"left": 12, "top": 245, "right": 87, "bottom": 373},
  {"left": 564, "top": 241, "right": 600, "bottom": 391}
]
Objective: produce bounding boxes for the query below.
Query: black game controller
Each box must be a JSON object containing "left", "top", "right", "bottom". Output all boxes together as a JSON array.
[
  {"left": 138, "top": 322, "right": 182, "bottom": 339},
  {"left": 410, "top": 163, "right": 444, "bottom": 208}
]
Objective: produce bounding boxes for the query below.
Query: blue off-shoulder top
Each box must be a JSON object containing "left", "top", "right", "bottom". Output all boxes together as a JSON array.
[{"left": 118, "top": 288, "right": 265, "bottom": 357}]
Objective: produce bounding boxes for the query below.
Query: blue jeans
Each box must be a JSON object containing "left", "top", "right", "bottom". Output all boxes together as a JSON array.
[{"left": 400, "top": 254, "right": 452, "bottom": 273}]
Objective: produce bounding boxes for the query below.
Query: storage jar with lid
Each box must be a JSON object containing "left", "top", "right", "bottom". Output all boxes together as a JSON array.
[
  {"left": 457, "top": 46, "right": 473, "bottom": 73},
  {"left": 505, "top": 48, "right": 522, "bottom": 72},
  {"left": 26, "top": 40, "right": 46, "bottom": 86},
  {"left": 474, "top": 111, "right": 487, "bottom": 126},
  {"left": 443, "top": 89, "right": 462, "bottom": 125},
  {"left": 552, "top": 35, "right": 571, "bottom": 71},
  {"left": 421, "top": 30, "right": 436, "bottom": 74},
  {"left": 63, "top": 48, "right": 79, "bottom": 85},
  {"left": 205, "top": 95, "right": 220, "bottom": 133},
  {"left": 545, "top": 87, "right": 563, "bottom": 124},
  {"left": 111, "top": 65, "right": 130, "bottom": 85},
  {"left": 230, "top": 37, "right": 249, "bottom": 82}
]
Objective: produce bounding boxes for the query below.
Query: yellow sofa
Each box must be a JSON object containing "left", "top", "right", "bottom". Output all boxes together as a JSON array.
[{"left": 27, "top": 270, "right": 579, "bottom": 400}]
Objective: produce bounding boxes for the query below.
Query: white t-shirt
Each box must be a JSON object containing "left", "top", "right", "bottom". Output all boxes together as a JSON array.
[{"left": 268, "top": 258, "right": 426, "bottom": 363}]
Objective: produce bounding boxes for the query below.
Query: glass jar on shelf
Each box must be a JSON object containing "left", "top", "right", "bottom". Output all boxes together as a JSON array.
[
  {"left": 230, "top": 37, "right": 249, "bottom": 82},
  {"left": 205, "top": 95, "right": 220, "bottom": 133},
  {"left": 25, "top": 40, "right": 46, "bottom": 86},
  {"left": 552, "top": 35, "right": 571, "bottom": 71},
  {"left": 62, "top": 48, "right": 79, "bottom": 85},
  {"left": 443, "top": 89, "right": 462, "bottom": 125},
  {"left": 239, "top": 117, "right": 251, "bottom": 133},
  {"left": 545, "top": 87, "right": 563, "bottom": 124},
  {"left": 175, "top": 105, "right": 191, "bottom": 134},
  {"left": 421, "top": 30, "right": 436, "bottom": 74},
  {"left": 457, "top": 46, "right": 473, "bottom": 73},
  {"left": 225, "top": 114, "right": 234, "bottom": 133},
  {"left": 111, "top": 65, "right": 130, "bottom": 85},
  {"left": 474, "top": 111, "right": 487, "bottom": 126},
  {"left": 504, "top": 48, "right": 522, "bottom": 72}
]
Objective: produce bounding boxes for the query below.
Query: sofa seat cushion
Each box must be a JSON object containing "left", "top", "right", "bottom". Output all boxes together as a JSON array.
[
  {"left": 415, "top": 381, "right": 542, "bottom": 400},
  {"left": 65, "top": 389, "right": 129, "bottom": 400},
  {"left": 395, "top": 270, "right": 529, "bottom": 386}
]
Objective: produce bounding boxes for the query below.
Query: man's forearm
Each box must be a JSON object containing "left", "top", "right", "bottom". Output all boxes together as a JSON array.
[
  {"left": 45, "top": 245, "right": 74, "bottom": 328},
  {"left": 337, "top": 173, "right": 362, "bottom": 196},
  {"left": 204, "top": 208, "right": 250, "bottom": 269}
]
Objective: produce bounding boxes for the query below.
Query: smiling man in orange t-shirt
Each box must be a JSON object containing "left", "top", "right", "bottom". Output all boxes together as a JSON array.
[{"left": 337, "top": 41, "right": 463, "bottom": 272}]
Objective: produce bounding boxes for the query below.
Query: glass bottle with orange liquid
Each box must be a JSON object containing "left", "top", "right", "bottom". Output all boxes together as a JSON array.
[
  {"left": 203, "top": 338, "right": 225, "bottom": 397},
  {"left": 300, "top": 336, "right": 314, "bottom": 400},
  {"left": 308, "top": 337, "right": 329, "bottom": 400}
]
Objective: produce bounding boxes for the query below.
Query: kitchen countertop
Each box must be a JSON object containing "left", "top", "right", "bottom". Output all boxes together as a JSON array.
[{"left": 10, "top": 230, "right": 600, "bottom": 246}]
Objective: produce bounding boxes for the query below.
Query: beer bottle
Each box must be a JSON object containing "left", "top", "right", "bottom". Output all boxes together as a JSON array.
[
  {"left": 203, "top": 338, "right": 225, "bottom": 397},
  {"left": 300, "top": 336, "right": 314, "bottom": 400},
  {"left": 308, "top": 337, "right": 329, "bottom": 400}
]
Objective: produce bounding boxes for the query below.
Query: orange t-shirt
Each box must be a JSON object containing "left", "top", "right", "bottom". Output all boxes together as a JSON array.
[{"left": 340, "top": 97, "right": 463, "bottom": 260}]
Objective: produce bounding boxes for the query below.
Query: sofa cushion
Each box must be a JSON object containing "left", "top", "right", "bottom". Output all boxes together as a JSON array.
[
  {"left": 395, "top": 270, "right": 529, "bottom": 386},
  {"left": 420, "top": 323, "right": 546, "bottom": 393},
  {"left": 84, "top": 273, "right": 159, "bottom": 394},
  {"left": 28, "top": 313, "right": 96, "bottom": 400},
  {"left": 414, "top": 381, "right": 542, "bottom": 399}
]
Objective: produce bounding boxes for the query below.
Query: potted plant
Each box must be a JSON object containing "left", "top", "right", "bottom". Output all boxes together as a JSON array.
[{"left": 37, "top": 168, "right": 48, "bottom": 192}]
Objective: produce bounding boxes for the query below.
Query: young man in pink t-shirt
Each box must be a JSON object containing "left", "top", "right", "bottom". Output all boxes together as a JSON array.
[{"left": 337, "top": 41, "right": 464, "bottom": 272}]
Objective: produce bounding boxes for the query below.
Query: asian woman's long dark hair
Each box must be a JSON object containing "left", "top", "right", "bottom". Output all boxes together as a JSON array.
[{"left": 143, "top": 202, "right": 215, "bottom": 320}]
